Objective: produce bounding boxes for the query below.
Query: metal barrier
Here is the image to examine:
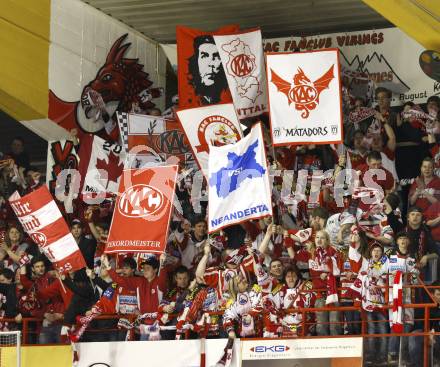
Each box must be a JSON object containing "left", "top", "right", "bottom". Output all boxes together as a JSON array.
[{"left": 1, "top": 279, "right": 439, "bottom": 366}]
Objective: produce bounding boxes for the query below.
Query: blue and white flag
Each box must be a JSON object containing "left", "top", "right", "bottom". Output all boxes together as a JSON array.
[{"left": 208, "top": 123, "right": 272, "bottom": 233}]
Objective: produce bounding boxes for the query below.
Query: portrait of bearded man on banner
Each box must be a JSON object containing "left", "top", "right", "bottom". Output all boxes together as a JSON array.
[{"left": 188, "top": 35, "right": 229, "bottom": 105}]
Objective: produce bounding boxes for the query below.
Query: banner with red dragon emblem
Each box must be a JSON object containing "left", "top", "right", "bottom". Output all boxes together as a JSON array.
[
  {"left": 177, "top": 25, "right": 238, "bottom": 108},
  {"left": 176, "top": 103, "right": 243, "bottom": 178},
  {"left": 213, "top": 29, "right": 268, "bottom": 119},
  {"left": 266, "top": 49, "right": 343, "bottom": 146},
  {"left": 49, "top": 34, "right": 163, "bottom": 142}
]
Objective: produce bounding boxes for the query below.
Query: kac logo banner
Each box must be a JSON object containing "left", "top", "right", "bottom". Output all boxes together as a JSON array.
[
  {"left": 105, "top": 165, "right": 178, "bottom": 254},
  {"left": 177, "top": 103, "right": 243, "bottom": 178},
  {"left": 213, "top": 29, "right": 268, "bottom": 119},
  {"left": 266, "top": 49, "right": 343, "bottom": 146},
  {"left": 208, "top": 123, "right": 272, "bottom": 233}
]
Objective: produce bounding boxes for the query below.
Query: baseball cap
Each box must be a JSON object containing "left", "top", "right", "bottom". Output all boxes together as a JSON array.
[
  {"left": 70, "top": 219, "right": 82, "bottom": 226},
  {"left": 407, "top": 206, "right": 423, "bottom": 214}
]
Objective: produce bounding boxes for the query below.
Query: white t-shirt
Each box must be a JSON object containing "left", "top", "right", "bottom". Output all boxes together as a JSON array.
[{"left": 325, "top": 212, "right": 356, "bottom": 251}]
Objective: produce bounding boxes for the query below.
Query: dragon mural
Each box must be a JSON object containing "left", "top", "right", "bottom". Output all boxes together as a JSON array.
[{"left": 48, "top": 34, "right": 163, "bottom": 141}]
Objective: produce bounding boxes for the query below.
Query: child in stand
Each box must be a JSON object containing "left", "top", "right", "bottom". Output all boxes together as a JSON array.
[
  {"left": 263, "top": 265, "right": 315, "bottom": 337},
  {"left": 349, "top": 228, "right": 389, "bottom": 365}
]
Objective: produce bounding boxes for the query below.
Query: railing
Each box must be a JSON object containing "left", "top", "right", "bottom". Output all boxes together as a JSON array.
[{"left": 1, "top": 281, "right": 439, "bottom": 366}]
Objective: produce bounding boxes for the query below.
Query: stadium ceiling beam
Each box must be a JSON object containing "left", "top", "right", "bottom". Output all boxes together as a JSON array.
[{"left": 362, "top": 0, "right": 440, "bottom": 50}]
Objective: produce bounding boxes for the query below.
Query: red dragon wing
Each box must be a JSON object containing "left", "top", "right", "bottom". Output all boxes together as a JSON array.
[
  {"left": 270, "top": 68, "right": 293, "bottom": 104},
  {"left": 313, "top": 64, "right": 335, "bottom": 101}
]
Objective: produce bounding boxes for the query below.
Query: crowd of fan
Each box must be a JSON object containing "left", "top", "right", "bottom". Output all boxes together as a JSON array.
[{"left": 0, "top": 88, "right": 439, "bottom": 366}]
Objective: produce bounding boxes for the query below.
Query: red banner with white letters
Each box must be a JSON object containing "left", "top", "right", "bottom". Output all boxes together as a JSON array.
[
  {"left": 105, "top": 165, "right": 178, "bottom": 254},
  {"left": 8, "top": 186, "right": 86, "bottom": 274}
]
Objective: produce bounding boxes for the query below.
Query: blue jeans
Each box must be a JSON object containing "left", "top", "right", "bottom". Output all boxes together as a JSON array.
[
  {"left": 315, "top": 298, "right": 342, "bottom": 336},
  {"left": 366, "top": 311, "right": 388, "bottom": 359},
  {"left": 389, "top": 323, "right": 413, "bottom": 357},
  {"left": 407, "top": 329, "right": 424, "bottom": 365},
  {"left": 342, "top": 301, "right": 361, "bottom": 335},
  {"left": 38, "top": 324, "right": 62, "bottom": 344}
]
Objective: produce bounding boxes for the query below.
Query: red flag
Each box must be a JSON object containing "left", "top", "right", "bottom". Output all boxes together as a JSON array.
[
  {"left": 177, "top": 25, "right": 238, "bottom": 108},
  {"left": 105, "top": 165, "right": 178, "bottom": 254},
  {"left": 8, "top": 186, "right": 86, "bottom": 274}
]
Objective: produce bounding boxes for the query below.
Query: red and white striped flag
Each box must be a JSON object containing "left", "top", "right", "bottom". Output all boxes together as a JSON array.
[
  {"left": 9, "top": 186, "right": 86, "bottom": 274},
  {"left": 391, "top": 270, "right": 403, "bottom": 333}
]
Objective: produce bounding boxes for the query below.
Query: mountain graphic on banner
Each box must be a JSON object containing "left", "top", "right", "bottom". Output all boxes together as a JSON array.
[
  {"left": 339, "top": 50, "right": 410, "bottom": 91},
  {"left": 209, "top": 139, "right": 265, "bottom": 198}
]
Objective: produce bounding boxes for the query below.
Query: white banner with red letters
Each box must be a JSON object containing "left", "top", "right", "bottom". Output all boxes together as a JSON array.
[
  {"left": 78, "top": 134, "right": 125, "bottom": 199},
  {"left": 105, "top": 165, "right": 178, "bottom": 254},
  {"left": 266, "top": 49, "right": 343, "bottom": 146},
  {"left": 8, "top": 186, "right": 86, "bottom": 273},
  {"left": 214, "top": 29, "right": 268, "bottom": 119},
  {"left": 177, "top": 103, "right": 243, "bottom": 177},
  {"left": 208, "top": 123, "right": 272, "bottom": 233}
]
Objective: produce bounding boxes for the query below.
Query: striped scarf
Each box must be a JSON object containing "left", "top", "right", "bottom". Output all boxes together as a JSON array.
[
  {"left": 391, "top": 270, "right": 403, "bottom": 333},
  {"left": 316, "top": 247, "right": 340, "bottom": 305}
]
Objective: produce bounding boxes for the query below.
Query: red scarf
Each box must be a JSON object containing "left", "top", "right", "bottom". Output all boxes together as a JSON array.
[{"left": 315, "top": 246, "right": 339, "bottom": 304}]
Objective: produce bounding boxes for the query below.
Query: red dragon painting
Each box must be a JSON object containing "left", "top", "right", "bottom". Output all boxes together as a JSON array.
[{"left": 48, "top": 34, "right": 162, "bottom": 141}]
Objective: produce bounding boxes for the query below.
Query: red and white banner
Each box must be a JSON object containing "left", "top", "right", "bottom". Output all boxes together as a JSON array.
[
  {"left": 177, "top": 103, "right": 243, "bottom": 177},
  {"left": 266, "top": 49, "right": 343, "bottom": 146},
  {"left": 177, "top": 25, "right": 238, "bottom": 108},
  {"left": 213, "top": 29, "right": 268, "bottom": 119},
  {"left": 8, "top": 186, "right": 86, "bottom": 273},
  {"left": 105, "top": 165, "right": 178, "bottom": 254},
  {"left": 348, "top": 107, "right": 377, "bottom": 124},
  {"left": 124, "top": 113, "right": 192, "bottom": 166},
  {"left": 46, "top": 140, "right": 79, "bottom": 193},
  {"left": 78, "top": 134, "right": 125, "bottom": 199}
]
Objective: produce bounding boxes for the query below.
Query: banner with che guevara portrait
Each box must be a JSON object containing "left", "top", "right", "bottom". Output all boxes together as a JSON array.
[{"left": 177, "top": 25, "right": 238, "bottom": 109}]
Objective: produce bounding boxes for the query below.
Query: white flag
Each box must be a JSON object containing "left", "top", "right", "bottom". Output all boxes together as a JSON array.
[
  {"left": 214, "top": 29, "right": 268, "bottom": 119},
  {"left": 177, "top": 103, "right": 243, "bottom": 178},
  {"left": 78, "top": 134, "right": 125, "bottom": 198},
  {"left": 208, "top": 123, "right": 272, "bottom": 233},
  {"left": 266, "top": 49, "right": 343, "bottom": 145}
]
